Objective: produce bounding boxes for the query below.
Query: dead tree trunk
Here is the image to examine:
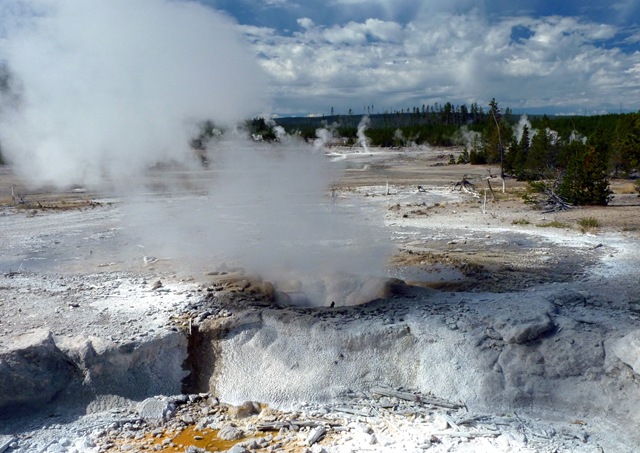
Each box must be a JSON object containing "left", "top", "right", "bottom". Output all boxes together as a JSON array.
[{"left": 452, "top": 175, "right": 478, "bottom": 197}]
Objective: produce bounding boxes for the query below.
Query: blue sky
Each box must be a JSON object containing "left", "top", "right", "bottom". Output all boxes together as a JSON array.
[{"left": 203, "top": 0, "right": 640, "bottom": 116}]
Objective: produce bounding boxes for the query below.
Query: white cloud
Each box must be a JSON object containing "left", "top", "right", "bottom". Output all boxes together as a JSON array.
[
  {"left": 297, "top": 17, "right": 315, "bottom": 29},
  {"left": 362, "top": 18, "right": 403, "bottom": 42},
  {"left": 240, "top": 8, "right": 639, "bottom": 114}
]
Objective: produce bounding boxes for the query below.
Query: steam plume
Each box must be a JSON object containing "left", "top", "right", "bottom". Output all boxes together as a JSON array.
[
  {"left": 124, "top": 136, "right": 393, "bottom": 306},
  {"left": 314, "top": 122, "right": 340, "bottom": 150},
  {"left": 0, "top": 0, "right": 266, "bottom": 188},
  {"left": 0, "top": 1, "right": 393, "bottom": 307},
  {"left": 514, "top": 114, "right": 533, "bottom": 142},
  {"left": 357, "top": 115, "right": 370, "bottom": 152}
]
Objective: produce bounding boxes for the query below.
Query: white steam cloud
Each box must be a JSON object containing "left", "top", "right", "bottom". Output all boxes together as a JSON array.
[
  {"left": 0, "top": 1, "right": 394, "bottom": 307},
  {"left": 124, "top": 136, "right": 393, "bottom": 306},
  {"left": 514, "top": 114, "right": 533, "bottom": 143},
  {"left": 0, "top": 0, "right": 266, "bottom": 188},
  {"left": 455, "top": 125, "right": 480, "bottom": 147},
  {"left": 357, "top": 115, "right": 370, "bottom": 152},
  {"left": 314, "top": 121, "right": 346, "bottom": 152},
  {"left": 393, "top": 128, "right": 405, "bottom": 147}
]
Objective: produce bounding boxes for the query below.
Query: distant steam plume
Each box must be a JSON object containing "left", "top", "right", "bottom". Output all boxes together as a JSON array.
[
  {"left": 357, "top": 115, "right": 370, "bottom": 152},
  {"left": 0, "top": 0, "right": 266, "bottom": 188},
  {"left": 514, "top": 114, "right": 533, "bottom": 142},
  {"left": 314, "top": 122, "right": 338, "bottom": 149}
]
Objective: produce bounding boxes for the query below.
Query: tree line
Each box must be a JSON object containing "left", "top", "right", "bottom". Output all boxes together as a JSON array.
[{"left": 269, "top": 99, "right": 640, "bottom": 206}]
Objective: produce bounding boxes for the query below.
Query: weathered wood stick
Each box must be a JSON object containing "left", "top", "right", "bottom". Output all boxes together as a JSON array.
[
  {"left": 0, "top": 436, "right": 14, "bottom": 453},
  {"left": 256, "top": 422, "right": 287, "bottom": 431},
  {"left": 371, "top": 387, "right": 464, "bottom": 409},
  {"left": 429, "top": 430, "right": 499, "bottom": 438},
  {"left": 292, "top": 419, "right": 341, "bottom": 428},
  {"left": 333, "top": 406, "right": 371, "bottom": 417},
  {"left": 307, "top": 426, "right": 326, "bottom": 446},
  {"left": 257, "top": 419, "right": 341, "bottom": 432}
]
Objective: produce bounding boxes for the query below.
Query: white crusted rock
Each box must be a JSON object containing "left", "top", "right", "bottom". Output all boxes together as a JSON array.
[{"left": 610, "top": 330, "right": 640, "bottom": 375}]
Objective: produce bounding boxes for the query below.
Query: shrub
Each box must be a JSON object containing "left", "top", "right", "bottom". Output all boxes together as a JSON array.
[{"left": 527, "top": 181, "right": 547, "bottom": 193}]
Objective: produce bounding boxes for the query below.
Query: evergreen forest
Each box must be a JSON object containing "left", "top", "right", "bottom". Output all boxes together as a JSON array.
[{"left": 261, "top": 99, "right": 640, "bottom": 206}]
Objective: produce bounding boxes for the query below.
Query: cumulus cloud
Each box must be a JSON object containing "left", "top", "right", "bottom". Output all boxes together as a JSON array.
[
  {"left": 239, "top": 5, "right": 640, "bottom": 115},
  {"left": 0, "top": 0, "right": 267, "bottom": 188}
]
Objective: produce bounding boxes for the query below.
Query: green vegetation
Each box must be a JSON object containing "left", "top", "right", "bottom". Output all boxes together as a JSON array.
[
  {"left": 179, "top": 100, "right": 640, "bottom": 207},
  {"left": 276, "top": 100, "right": 640, "bottom": 206},
  {"left": 512, "top": 218, "right": 531, "bottom": 225},
  {"left": 536, "top": 220, "right": 571, "bottom": 228},
  {"left": 578, "top": 217, "right": 600, "bottom": 233}
]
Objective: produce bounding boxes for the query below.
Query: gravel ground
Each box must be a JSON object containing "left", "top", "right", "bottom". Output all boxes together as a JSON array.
[{"left": 1, "top": 149, "right": 640, "bottom": 452}]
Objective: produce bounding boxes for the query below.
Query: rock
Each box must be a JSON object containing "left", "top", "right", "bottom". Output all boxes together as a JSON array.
[
  {"left": 356, "top": 423, "right": 373, "bottom": 434},
  {"left": 237, "top": 439, "right": 261, "bottom": 449},
  {"left": 230, "top": 401, "right": 261, "bottom": 418},
  {"left": 495, "top": 313, "right": 554, "bottom": 343},
  {"left": 0, "top": 330, "right": 78, "bottom": 408},
  {"left": 551, "top": 289, "right": 587, "bottom": 307},
  {"left": 227, "top": 446, "right": 249, "bottom": 453},
  {"left": 218, "top": 424, "right": 244, "bottom": 441},
  {"left": 629, "top": 301, "right": 640, "bottom": 315},
  {"left": 538, "top": 330, "right": 605, "bottom": 379},
  {"left": 0, "top": 436, "right": 14, "bottom": 453},
  {"left": 610, "top": 330, "right": 640, "bottom": 375},
  {"left": 58, "top": 331, "right": 188, "bottom": 399},
  {"left": 432, "top": 415, "right": 450, "bottom": 431},
  {"left": 493, "top": 301, "right": 556, "bottom": 344},
  {"left": 143, "top": 256, "right": 159, "bottom": 265},
  {"left": 494, "top": 344, "right": 546, "bottom": 403},
  {"left": 138, "top": 397, "right": 175, "bottom": 420},
  {"left": 171, "top": 394, "right": 189, "bottom": 405}
]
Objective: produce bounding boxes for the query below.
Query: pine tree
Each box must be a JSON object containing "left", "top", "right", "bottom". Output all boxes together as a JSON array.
[
  {"left": 559, "top": 142, "right": 612, "bottom": 205},
  {"left": 481, "top": 98, "right": 508, "bottom": 165},
  {"left": 525, "top": 128, "right": 552, "bottom": 178}
]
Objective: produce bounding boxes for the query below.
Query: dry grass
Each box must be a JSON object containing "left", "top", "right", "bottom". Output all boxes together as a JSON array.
[
  {"left": 614, "top": 182, "right": 639, "bottom": 195},
  {"left": 578, "top": 217, "right": 600, "bottom": 233},
  {"left": 536, "top": 220, "right": 571, "bottom": 229}
]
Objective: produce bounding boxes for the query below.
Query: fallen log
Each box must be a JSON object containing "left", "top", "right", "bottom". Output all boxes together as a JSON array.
[
  {"left": 429, "top": 430, "right": 499, "bottom": 439},
  {"left": 256, "top": 419, "right": 341, "bottom": 432},
  {"left": 255, "top": 422, "right": 286, "bottom": 432},
  {"left": 333, "top": 406, "right": 371, "bottom": 417},
  {"left": 370, "top": 387, "right": 464, "bottom": 410},
  {"left": 451, "top": 175, "right": 479, "bottom": 198},
  {"left": 541, "top": 188, "right": 572, "bottom": 213}
]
